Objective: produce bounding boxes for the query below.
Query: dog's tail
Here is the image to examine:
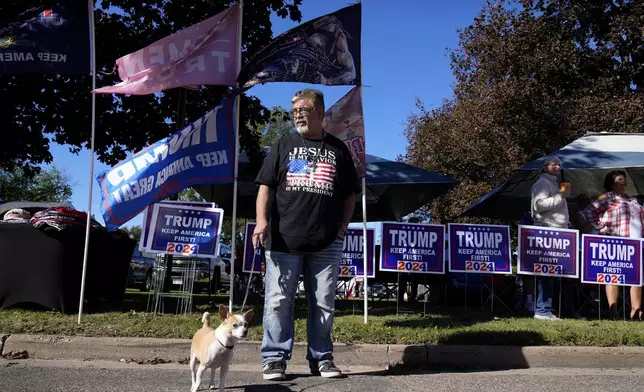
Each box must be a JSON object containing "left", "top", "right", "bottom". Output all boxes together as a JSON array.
[{"left": 201, "top": 312, "right": 212, "bottom": 328}]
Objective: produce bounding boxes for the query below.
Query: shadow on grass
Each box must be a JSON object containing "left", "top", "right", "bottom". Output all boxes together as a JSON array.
[{"left": 383, "top": 315, "right": 482, "bottom": 329}]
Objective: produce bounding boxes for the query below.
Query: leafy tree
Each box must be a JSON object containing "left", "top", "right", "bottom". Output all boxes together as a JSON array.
[
  {"left": 0, "top": 166, "right": 73, "bottom": 202},
  {"left": 1, "top": 0, "right": 304, "bottom": 175},
  {"left": 255, "top": 106, "right": 294, "bottom": 147},
  {"left": 177, "top": 187, "right": 205, "bottom": 203},
  {"left": 220, "top": 217, "right": 247, "bottom": 247},
  {"left": 121, "top": 225, "right": 142, "bottom": 241},
  {"left": 174, "top": 186, "right": 244, "bottom": 246},
  {"left": 402, "top": 0, "right": 643, "bottom": 224}
]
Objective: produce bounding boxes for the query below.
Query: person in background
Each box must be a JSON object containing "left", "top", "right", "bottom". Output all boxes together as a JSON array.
[
  {"left": 588, "top": 170, "right": 644, "bottom": 320},
  {"left": 558, "top": 193, "right": 599, "bottom": 320},
  {"left": 530, "top": 156, "right": 570, "bottom": 321},
  {"left": 572, "top": 193, "right": 598, "bottom": 235}
]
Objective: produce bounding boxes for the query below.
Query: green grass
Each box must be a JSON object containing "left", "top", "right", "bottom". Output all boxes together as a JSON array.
[
  {"left": 2, "top": 308, "right": 644, "bottom": 346},
  {"left": 2, "top": 290, "right": 644, "bottom": 346}
]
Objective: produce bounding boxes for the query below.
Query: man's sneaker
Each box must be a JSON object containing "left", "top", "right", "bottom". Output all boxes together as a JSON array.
[
  {"left": 262, "top": 362, "right": 286, "bottom": 381},
  {"left": 312, "top": 362, "right": 343, "bottom": 378},
  {"left": 534, "top": 314, "right": 562, "bottom": 321}
]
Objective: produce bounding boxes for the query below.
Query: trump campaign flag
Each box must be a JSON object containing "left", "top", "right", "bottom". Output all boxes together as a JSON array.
[
  {"left": 93, "top": 3, "right": 240, "bottom": 95},
  {"left": 0, "top": 1, "right": 90, "bottom": 74},
  {"left": 96, "top": 97, "right": 236, "bottom": 231},
  {"left": 237, "top": 3, "right": 361, "bottom": 88},
  {"left": 322, "top": 86, "right": 366, "bottom": 177}
]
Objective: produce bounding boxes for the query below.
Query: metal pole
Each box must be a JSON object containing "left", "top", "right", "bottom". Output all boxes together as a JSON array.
[
  {"left": 623, "top": 286, "right": 626, "bottom": 322},
  {"left": 423, "top": 274, "right": 427, "bottom": 317},
  {"left": 163, "top": 88, "right": 187, "bottom": 295},
  {"left": 78, "top": 0, "right": 97, "bottom": 324},
  {"left": 396, "top": 272, "right": 400, "bottom": 316},
  {"left": 361, "top": 177, "right": 368, "bottom": 323},
  {"left": 491, "top": 274, "right": 495, "bottom": 314},
  {"left": 533, "top": 277, "right": 537, "bottom": 315},
  {"left": 558, "top": 277, "right": 562, "bottom": 319},
  {"left": 465, "top": 273, "right": 468, "bottom": 316},
  {"left": 598, "top": 285, "right": 601, "bottom": 321},
  {"left": 229, "top": 0, "right": 244, "bottom": 312},
  {"left": 480, "top": 275, "right": 483, "bottom": 308}
]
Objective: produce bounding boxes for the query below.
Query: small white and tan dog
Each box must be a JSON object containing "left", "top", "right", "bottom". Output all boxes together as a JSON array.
[{"left": 190, "top": 305, "right": 254, "bottom": 392}]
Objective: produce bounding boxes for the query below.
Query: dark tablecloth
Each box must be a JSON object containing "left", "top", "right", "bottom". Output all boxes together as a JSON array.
[{"left": 0, "top": 223, "right": 135, "bottom": 313}]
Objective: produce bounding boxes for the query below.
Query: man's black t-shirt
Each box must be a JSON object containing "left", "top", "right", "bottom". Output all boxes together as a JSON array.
[{"left": 255, "top": 131, "right": 360, "bottom": 254}]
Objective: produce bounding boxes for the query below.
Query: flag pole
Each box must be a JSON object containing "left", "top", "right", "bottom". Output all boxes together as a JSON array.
[
  {"left": 229, "top": 0, "right": 243, "bottom": 312},
  {"left": 357, "top": 0, "right": 367, "bottom": 324},
  {"left": 78, "top": 0, "right": 97, "bottom": 324},
  {"left": 361, "top": 176, "right": 368, "bottom": 324}
]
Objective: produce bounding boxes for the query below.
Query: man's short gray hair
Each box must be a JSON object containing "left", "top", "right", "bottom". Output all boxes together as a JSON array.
[{"left": 291, "top": 88, "right": 325, "bottom": 112}]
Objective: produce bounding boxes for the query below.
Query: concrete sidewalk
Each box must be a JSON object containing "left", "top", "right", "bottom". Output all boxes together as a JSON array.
[{"left": 4, "top": 334, "right": 644, "bottom": 370}]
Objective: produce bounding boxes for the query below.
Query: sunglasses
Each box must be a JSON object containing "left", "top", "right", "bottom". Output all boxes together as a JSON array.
[{"left": 292, "top": 107, "right": 315, "bottom": 116}]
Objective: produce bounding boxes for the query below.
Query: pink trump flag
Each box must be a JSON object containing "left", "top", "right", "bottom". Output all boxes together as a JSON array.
[
  {"left": 322, "top": 86, "right": 366, "bottom": 178},
  {"left": 93, "top": 3, "right": 240, "bottom": 95}
]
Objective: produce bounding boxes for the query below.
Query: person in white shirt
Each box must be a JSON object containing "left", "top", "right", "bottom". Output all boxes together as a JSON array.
[{"left": 530, "top": 156, "right": 570, "bottom": 321}]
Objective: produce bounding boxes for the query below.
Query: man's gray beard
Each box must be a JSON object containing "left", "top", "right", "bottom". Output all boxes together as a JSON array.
[{"left": 296, "top": 125, "right": 309, "bottom": 134}]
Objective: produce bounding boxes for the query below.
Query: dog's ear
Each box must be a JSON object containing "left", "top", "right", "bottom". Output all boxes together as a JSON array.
[
  {"left": 243, "top": 308, "right": 254, "bottom": 322},
  {"left": 218, "top": 304, "right": 228, "bottom": 322}
]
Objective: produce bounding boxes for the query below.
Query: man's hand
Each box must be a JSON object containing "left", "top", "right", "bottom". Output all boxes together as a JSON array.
[
  {"left": 254, "top": 185, "right": 273, "bottom": 248},
  {"left": 337, "top": 226, "right": 348, "bottom": 239},
  {"left": 561, "top": 185, "right": 571, "bottom": 198},
  {"left": 252, "top": 221, "right": 269, "bottom": 248}
]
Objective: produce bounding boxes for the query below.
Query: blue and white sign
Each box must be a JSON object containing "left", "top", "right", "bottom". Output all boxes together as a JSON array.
[
  {"left": 448, "top": 223, "right": 511, "bottom": 274},
  {"left": 243, "top": 222, "right": 264, "bottom": 273},
  {"left": 581, "top": 234, "right": 642, "bottom": 287},
  {"left": 147, "top": 204, "right": 224, "bottom": 257},
  {"left": 96, "top": 98, "right": 236, "bottom": 231},
  {"left": 380, "top": 222, "right": 445, "bottom": 274},
  {"left": 139, "top": 200, "right": 217, "bottom": 253},
  {"left": 518, "top": 225, "right": 579, "bottom": 278},
  {"left": 341, "top": 228, "right": 375, "bottom": 278}
]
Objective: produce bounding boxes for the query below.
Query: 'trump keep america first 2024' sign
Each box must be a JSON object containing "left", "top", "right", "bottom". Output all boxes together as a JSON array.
[
  {"left": 448, "top": 223, "right": 511, "bottom": 274},
  {"left": 147, "top": 204, "right": 223, "bottom": 257},
  {"left": 582, "top": 234, "right": 642, "bottom": 287},
  {"left": 518, "top": 225, "right": 579, "bottom": 278},
  {"left": 380, "top": 222, "right": 445, "bottom": 274},
  {"left": 242, "top": 222, "right": 375, "bottom": 278},
  {"left": 139, "top": 200, "right": 216, "bottom": 253},
  {"left": 243, "top": 222, "right": 264, "bottom": 273},
  {"left": 340, "top": 228, "right": 375, "bottom": 278}
]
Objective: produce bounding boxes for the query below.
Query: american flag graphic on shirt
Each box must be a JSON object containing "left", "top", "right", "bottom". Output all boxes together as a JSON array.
[{"left": 286, "top": 159, "right": 336, "bottom": 187}]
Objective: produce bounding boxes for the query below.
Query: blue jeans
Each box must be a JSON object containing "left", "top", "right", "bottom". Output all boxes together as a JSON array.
[
  {"left": 535, "top": 276, "right": 554, "bottom": 316},
  {"left": 261, "top": 237, "right": 342, "bottom": 367}
]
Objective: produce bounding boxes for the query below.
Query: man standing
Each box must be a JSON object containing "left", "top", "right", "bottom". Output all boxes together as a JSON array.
[
  {"left": 253, "top": 89, "right": 359, "bottom": 381},
  {"left": 530, "top": 156, "right": 570, "bottom": 321}
]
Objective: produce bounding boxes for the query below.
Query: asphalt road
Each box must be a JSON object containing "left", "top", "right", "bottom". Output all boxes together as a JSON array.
[{"left": 2, "top": 359, "right": 644, "bottom": 392}]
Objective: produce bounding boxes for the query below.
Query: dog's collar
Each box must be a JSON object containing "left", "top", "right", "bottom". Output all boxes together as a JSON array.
[{"left": 217, "top": 338, "right": 234, "bottom": 350}]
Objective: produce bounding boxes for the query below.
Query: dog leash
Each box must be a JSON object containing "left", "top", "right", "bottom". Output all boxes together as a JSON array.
[{"left": 239, "top": 244, "right": 264, "bottom": 313}]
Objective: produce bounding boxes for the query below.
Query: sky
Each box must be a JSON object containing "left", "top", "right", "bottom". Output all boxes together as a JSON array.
[{"left": 44, "top": 0, "right": 487, "bottom": 228}]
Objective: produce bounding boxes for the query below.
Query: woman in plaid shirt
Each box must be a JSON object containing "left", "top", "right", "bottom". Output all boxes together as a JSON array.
[{"left": 588, "top": 170, "right": 644, "bottom": 320}]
